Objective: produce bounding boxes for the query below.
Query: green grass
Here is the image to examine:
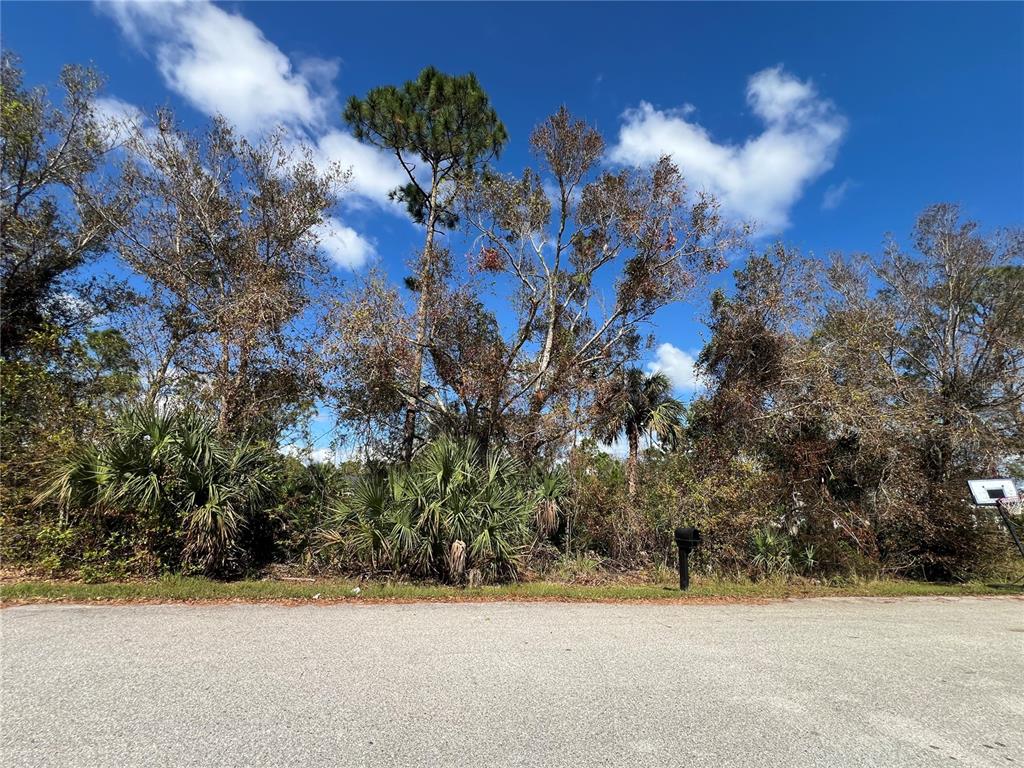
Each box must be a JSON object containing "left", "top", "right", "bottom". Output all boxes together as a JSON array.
[{"left": 2, "top": 575, "right": 1020, "bottom": 604}]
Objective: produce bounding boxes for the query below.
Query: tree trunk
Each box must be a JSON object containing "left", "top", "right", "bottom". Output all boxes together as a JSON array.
[
  {"left": 401, "top": 175, "right": 439, "bottom": 463},
  {"left": 626, "top": 425, "right": 639, "bottom": 505},
  {"left": 145, "top": 337, "right": 180, "bottom": 411},
  {"left": 216, "top": 336, "right": 232, "bottom": 436}
]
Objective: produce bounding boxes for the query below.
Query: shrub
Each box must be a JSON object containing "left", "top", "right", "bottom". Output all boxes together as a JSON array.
[
  {"left": 563, "top": 440, "right": 628, "bottom": 560},
  {"left": 322, "top": 435, "right": 540, "bottom": 582},
  {"left": 872, "top": 487, "right": 1010, "bottom": 581},
  {"left": 274, "top": 459, "right": 352, "bottom": 570},
  {"left": 749, "top": 526, "right": 817, "bottom": 578},
  {"left": 38, "top": 407, "right": 279, "bottom": 577}
]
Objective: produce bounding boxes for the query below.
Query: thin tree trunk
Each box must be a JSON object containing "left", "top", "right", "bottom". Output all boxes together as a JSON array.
[
  {"left": 145, "top": 337, "right": 179, "bottom": 411},
  {"left": 626, "top": 425, "right": 639, "bottom": 505},
  {"left": 401, "top": 176, "right": 439, "bottom": 463},
  {"left": 216, "top": 336, "right": 232, "bottom": 436}
]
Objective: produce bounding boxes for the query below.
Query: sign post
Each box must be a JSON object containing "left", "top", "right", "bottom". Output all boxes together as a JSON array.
[
  {"left": 967, "top": 479, "right": 1024, "bottom": 574},
  {"left": 674, "top": 527, "right": 701, "bottom": 591}
]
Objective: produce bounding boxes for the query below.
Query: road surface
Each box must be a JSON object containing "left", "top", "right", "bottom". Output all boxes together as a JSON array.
[{"left": 2, "top": 597, "right": 1022, "bottom": 767}]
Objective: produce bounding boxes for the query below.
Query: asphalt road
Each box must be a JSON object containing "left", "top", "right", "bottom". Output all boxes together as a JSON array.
[{"left": 2, "top": 597, "right": 1023, "bottom": 767}]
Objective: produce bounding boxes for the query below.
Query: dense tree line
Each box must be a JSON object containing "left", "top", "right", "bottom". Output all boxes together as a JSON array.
[{"left": 2, "top": 52, "right": 1021, "bottom": 583}]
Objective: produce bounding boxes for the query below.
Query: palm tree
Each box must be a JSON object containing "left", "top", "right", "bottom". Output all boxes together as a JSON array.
[
  {"left": 593, "top": 368, "right": 685, "bottom": 504},
  {"left": 328, "top": 435, "right": 534, "bottom": 583},
  {"left": 39, "top": 407, "right": 278, "bottom": 576}
]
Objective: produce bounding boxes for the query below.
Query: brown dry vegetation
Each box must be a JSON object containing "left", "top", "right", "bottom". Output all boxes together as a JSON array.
[{"left": 2, "top": 55, "right": 1022, "bottom": 589}]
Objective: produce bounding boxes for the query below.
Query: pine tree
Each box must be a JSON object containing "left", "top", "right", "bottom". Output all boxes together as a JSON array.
[{"left": 344, "top": 67, "right": 507, "bottom": 462}]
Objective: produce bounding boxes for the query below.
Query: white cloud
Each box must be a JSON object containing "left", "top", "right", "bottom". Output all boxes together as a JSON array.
[
  {"left": 280, "top": 443, "right": 338, "bottom": 465},
  {"left": 594, "top": 431, "right": 672, "bottom": 459},
  {"left": 92, "top": 95, "right": 145, "bottom": 135},
  {"left": 92, "top": 95, "right": 170, "bottom": 153},
  {"left": 646, "top": 343, "right": 702, "bottom": 392},
  {"left": 822, "top": 179, "right": 852, "bottom": 210},
  {"left": 311, "top": 130, "right": 408, "bottom": 210},
  {"left": 541, "top": 178, "right": 584, "bottom": 213},
  {"left": 597, "top": 434, "right": 630, "bottom": 459},
  {"left": 316, "top": 217, "right": 376, "bottom": 270},
  {"left": 100, "top": 0, "right": 332, "bottom": 134},
  {"left": 747, "top": 68, "right": 819, "bottom": 124},
  {"left": 98, "top": 0, "right": 411, "bottom": 267},
  {"left": 100, "top": 0, "right": 406, "bottom": 206},
  {"left": 608, "top": 66, "right": 846, "bottom": 234}
]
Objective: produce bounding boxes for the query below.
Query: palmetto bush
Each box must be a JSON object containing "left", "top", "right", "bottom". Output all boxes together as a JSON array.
[
  {"left": 750, "top": 525, "right": 817, "bottom": 579},
  {"left": 323, "top": 435, "right": 539, "bottom": 582},
  {"left": 533, "top": 469, "right": 567, "bottom": 539},
  {"left": 39, "top": 407, "right": 279, "bottom": 576}
]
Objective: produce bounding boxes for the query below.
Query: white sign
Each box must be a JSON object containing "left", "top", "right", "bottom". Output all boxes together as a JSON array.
[{"left": 967, "top": 478, "right": 1019, "bottom": 506}]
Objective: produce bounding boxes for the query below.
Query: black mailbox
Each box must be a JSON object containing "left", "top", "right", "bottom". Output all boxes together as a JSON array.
[
  {"left": 674, "top": 526, "right": 702, "bottom": 590},
  {"left": 675, "top": 527, "right": 701, "bottom": 549}
]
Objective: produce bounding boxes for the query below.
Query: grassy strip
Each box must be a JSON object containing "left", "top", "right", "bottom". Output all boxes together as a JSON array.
[{"left": 2, "top": 576, "right": 1020, "bottom": 605}]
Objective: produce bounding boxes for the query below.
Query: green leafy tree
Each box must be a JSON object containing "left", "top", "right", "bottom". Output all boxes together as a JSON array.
[
  {"left": 592, "top": 368, "right": 685, "bottom": 504},
  {"left": 1, "top": 52, "right": 120, "bottom": 358},
  {"left": 0, "top": 327, "right": 139, "bottom": 564},
  {"left": 344, "top": 67, "right": 507, "bottom": 462},
  {"left": 0, "top": 52, "right": 142, "bottom": 569}
]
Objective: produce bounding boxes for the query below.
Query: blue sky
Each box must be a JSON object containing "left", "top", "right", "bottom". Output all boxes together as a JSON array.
[{"left": 4, "top": 1, "right": 1023, "bottom": 451}]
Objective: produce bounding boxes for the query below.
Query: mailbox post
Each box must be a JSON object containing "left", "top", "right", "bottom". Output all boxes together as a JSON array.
[{"left": 674, "top": 526, "right": 701, "bottom": 591}]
